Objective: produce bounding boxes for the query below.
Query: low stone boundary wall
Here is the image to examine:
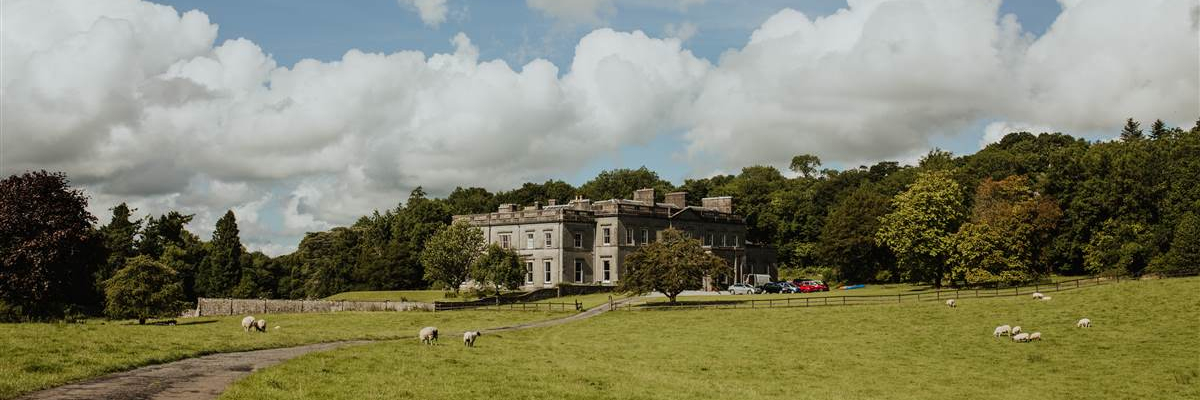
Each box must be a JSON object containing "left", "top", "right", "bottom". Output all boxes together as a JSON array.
[{"left": 194, "top": 298, "right": 433, "bottom": 317}]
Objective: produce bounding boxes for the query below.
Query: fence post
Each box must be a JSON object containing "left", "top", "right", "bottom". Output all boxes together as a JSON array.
[
  {"left": 228, "top": 298, "right": 233, "bottom": 316},
  {"left": 897, "top": 294, "right": 901, "bottom": 304},
  {"left": 1056, "top": 282, "right": 1060, "bottom": 292},
  {"left": 937, "top": 291, "right": 940, "bottom": 300},
  {"left": 263, "top": 299, "right": 267, "bottom": 314},
  {"left": 842, "top": 296, "right": 846, "bottom": 306},
  {"left": 806, "top": 298, "right": 809, "bottom": 307}
]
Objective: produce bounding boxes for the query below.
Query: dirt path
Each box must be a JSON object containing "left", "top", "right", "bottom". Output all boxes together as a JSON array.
[{"left": 17, "top": 297, "right": 638, "bottom": 400}]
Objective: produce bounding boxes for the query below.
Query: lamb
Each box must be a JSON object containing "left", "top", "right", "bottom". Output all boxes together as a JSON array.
[
  {"left": 1012, "top": 333, "right": 1031, "bottom": 342},
  {"left": 945, "top": 299, "right": 957, "bottom": 308},
  {"left": 463, "top": 331, "right": 482, "bottom": 347},
  {"left": 241, "top": 316, "right": 256, "bottom": 332},
  {"left": 994, "top": 325, "right": 1012, "bottom": 337},
  {"left": 1011, "top": 326, "right": 1022, "bottom": 335},
  {"left": 1076, "top": 318, "right": 1091, "bottom": 328},
  {"left": 254, "top": 319, "right": 267, "bottom": 332},
  {"left": 419, "top": 326, "right": 439, "bottom": 345},
  {"left": 1031, "top": 292, "right": 1044, "bottom": 300},
  {"left": 1029, "top": 332, "right": 1042, "bottom": 341}
]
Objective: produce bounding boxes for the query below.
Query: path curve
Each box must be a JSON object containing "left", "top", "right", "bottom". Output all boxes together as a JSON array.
[{"left": 17, "top": 297, "right": 638, "bottom": 400}]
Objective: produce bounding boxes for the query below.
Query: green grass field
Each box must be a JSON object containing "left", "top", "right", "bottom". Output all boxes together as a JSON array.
[
  {"left": 531, "top": 292, "right": 630, "bottom": 310},
  {"left": 324, "top": 290, "right": 478, "bottom": 302},
  {"left": 0, "top": 311, "right": 558, "bottom": 399},
  {"left": 222, "top": 277, "right": 1200, "bottom": 400}
]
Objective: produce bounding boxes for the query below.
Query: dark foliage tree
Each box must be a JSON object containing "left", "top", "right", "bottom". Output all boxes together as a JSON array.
[
  {"left": 876, "top": 170, "right": 966, "bottom": 287},
  {"left": 1120, "top": 118, "right": 1143, "bottom": 141},
  {"left": 0, "top": 171, "right": 103, "bottom": 320},
  {"left": 98, "top": 203, "right": 141, "bottom": 284},
  {"left": 578, "top": 167, "right": 673, "bottom": 202},
  {"left": 470, "top": 244, "right": 524, "bottom": 302},
  {"left": 618, "top": 228, "right": 727, "bottom": 304},
  {"left": 817, "top": 184, "right": 894, "bottom": 283},
  {"left": 197, "top": 210, "right": 243, "bottom": 297},
  {"left": 445, "top": 186, "right": 496, "bottom": 214},
  {"left": 789, "top": 154, "right": 822, "bottom": 178},
  {"left": 420, "top": 221, "right": 484, "bottom": 293},
  {"left": 103, "top": 255, "right": 186, "bottom": 324}
]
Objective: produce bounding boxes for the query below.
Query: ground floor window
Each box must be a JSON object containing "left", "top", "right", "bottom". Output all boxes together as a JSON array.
[
  {"left": 525, "top": 261, "right": 533, "bottom": 283},
  {"left": 574, "top": 259, "right": 584, "bottom": 283},
  {"left": 544, "top": 260, "right": 552, "bottom": 283},
  {"left": 603, "top": 260, "right": 611, "bottom": 282}
]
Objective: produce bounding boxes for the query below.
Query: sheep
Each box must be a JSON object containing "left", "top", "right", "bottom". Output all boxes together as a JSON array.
[
  {"left": 1040, "top": 296, "right": 1052, "bottom": 301},
  {"left": 419, "top": 326, "right": 439, "bottom": 345},
  {"left": 1076, "top": 318, "right": 1091, "bottom": 328},
  {"left": 1012, "top": 333, "right": 1031, "bottom": 342},
  {"left": 1031, "top": 292, "right": 1044, "bottom": 300},
  {"left": 945, "top": 299, "right": 957, "bottom": 308},
  {"left": 994, "top": 325, "right": 1012, "bottom": 337},
  {"left": 241, "top": 316, "right": 256, "bottom": 332},
  {"left": 254, "top": 319, "right": 267, "bottom": 333},
  {"left": 463, "top": 331, "right": 482, "bottom": 347},
  {"left": 1012, "top": 326, "right": 1022, "bottom": 336},
  {"left": 1029, "top": 332, "right": 1042, "bottom": 341}
]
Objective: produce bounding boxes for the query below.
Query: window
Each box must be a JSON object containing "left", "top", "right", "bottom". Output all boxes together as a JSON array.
[
  {"left": 603, "top": 228, "right": 611, "bottom": 245},
  {"left": 602, "top": 260, "right": 611, "bottom": 282},
  {"left": 574, "top": 259, "right": 584, "bottom": 283},
  {"left": 526, "top": 232, "right": 535, "bottom": 249},
  {"left": 626, "top": 227, "right": 634, "bottom": 245},
  {"left": 722, "top": 234, "right": 727, "bottom": 247},
  {"left": 574, "top": 232, "right": 583, "bottom": 248},
  {"left": 544, "top": 231, "right": 553, "bottom": 248},
  {"left": 705, "top": 233, "right": 713, "bottom": 246},
  {"left": 500, "top": 234, "right": 511, "bottom": 249},
  {"left": 525, "top": 261, "right": 534, "bottom": 283},
  {"left": 733, "top": 235, "right": 739, "bottom": 248},
  {"left": 642, "top": 228, "right": 649, "bottom": 244},
  {"left": 544, "top": 260, "right": 552, "bottom": 283}
]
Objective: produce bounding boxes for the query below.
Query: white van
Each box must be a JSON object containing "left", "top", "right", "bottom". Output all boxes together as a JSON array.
[{"left": 745, "top": 274, "right": 772, "bottom": 286}]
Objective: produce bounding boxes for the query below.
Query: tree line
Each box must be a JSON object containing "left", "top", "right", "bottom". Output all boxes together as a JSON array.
[{"left": 2, "top": 118, "right": 1197, "bottom": 321}]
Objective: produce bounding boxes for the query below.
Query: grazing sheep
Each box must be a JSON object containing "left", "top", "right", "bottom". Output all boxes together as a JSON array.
[
  {"left": 1012, "top": 326, "right": 1022, "bottom": 335},
  {"left": 254, "top": 319, "right": 267, "bottom": 332},
  {"left": 1029, "top": 332, "right": 1042, "bottom": 341},
  {"left": 945, "top": 299, "right": 957, "bottom": 308},
  {"left": 994, "top": 325, "right": 1012, "bottom": 337},
  {"left": 1031, "top": 292, "right": 1044, "bottom": 300},
  {"left": 463, "top": 331, "right": 482, "bottom": 347},
  {"left": 1076, "top": 318, "right": 1091, "bottom": 328},
  {"left": 1012, "top": 333, "right": 1031, "bottom": 342},
  {"left": 419, "top": 326, "right": 439, "bottom": 345},
  {"left": 241, "top": 316, "right": 256, "bottom": 332}
]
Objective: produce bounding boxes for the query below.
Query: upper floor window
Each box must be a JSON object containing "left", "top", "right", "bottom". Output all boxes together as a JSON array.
[
  {"left": 733, "top": 235, "right": 739, "bottom": 248},
  {"left": 500, "top": 234, "right": 511, "bottom": 249},
  {"left": 641, "top": 228, "right": 649, "bottom": 244},
  {"left": 603, "top": 228, "right": 611, "bottom": 245},
  {"left": 721, "top": 234, "right": 727, "bottom": 247},
  {"left": 626, "top": 227, "right": 634, "bottom": 245},
  {"left": 574, "top": 232, "right": 583, "bottom": 248},
  {"left": 526, "top": 232, "right": 535, "bottom": 249},
  {"left": 544, "top": 231, "right": 553, "bottom": 248},
  {"left": 705, "top": 233, "right": 713, "bottom": 246}
]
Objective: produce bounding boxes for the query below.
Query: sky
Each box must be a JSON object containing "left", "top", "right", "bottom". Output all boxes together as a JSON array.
[{"left": 2, "top": 0, "right": 1197, "bottom": 256}]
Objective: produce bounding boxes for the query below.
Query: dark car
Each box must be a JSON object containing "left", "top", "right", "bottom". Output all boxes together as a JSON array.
[
  {"left": 759, "top": 282, "right": 786, "bottom": 293},
  {"left": 779, "top": 282, "right": 801, "bottom": 294}
]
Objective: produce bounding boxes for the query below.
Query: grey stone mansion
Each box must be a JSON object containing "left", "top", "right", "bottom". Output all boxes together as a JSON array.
[{"left": 452, "top": 188, "right": 777, "bottom": 290}]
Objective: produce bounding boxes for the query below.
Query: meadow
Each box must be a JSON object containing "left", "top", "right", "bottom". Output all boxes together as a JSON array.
[
  {"left": 222, "top": 277, "right": 1200, "bottom": 400},
  {"left": 0, "top": 310, "right": 558, "bottom": 399},
  {"left": 324, "top": 290, "right": 476, "bottom": 302}
]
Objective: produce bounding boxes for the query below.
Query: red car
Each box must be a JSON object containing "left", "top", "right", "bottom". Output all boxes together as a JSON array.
[{"left": 792, "top": 279, "right": 829, "bottom": 293}]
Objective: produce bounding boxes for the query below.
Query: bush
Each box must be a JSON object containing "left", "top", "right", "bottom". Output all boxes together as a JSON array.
[{"left": 103, "top": 256, "right": 187, "bottom": 324}]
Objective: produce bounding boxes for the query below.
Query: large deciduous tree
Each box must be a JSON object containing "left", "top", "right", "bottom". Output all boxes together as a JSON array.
[
  {"left": 876, "top": 170, "right": 965, "bottom": 287},
  {"left": 578, "top": 167, "right": 673, "bottom": 202},
  {"left": 948, "top": 176, "right": 1061, "bottom": 285},
  {"left": 817, "top": 184, "right": 894, "bottom": 283},
  {"left": 618, "top": 228, "right": 727, "bottom": 304},
  {"left": 0, "top": 171, "right": 103, "bottom": 320},
  {"left": 420, "top": 221, "right": 485, "bottom": 293},
  {"left": 470, "top": 244, "right": 524, "bottom": 303},
  {"left": 103, "top": 255, "right": 186, "bottom": 324}
]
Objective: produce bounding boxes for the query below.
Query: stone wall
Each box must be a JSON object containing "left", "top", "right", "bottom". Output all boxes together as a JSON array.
[{"left": 195, "top": 297, "right": 433, "bottom": 317}]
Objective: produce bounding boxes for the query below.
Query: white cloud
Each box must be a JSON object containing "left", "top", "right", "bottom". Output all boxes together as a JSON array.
[
  {"left": 664, "top": 21, "right": 699, "bottom": 41},
  {"left": 981, "top": 121, "right": 1054, "bottom": 148},
  {"left": 3, "top": 0, "right": 1195, "bottom": 255},
  {"left": 526, "top": 0, "right": 705, "bottom": 24},
  {"left": 398, "top": 0, "right": 449, "bottom": 27}
]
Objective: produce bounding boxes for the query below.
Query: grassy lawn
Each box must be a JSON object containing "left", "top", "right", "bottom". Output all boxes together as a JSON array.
[
  {"left": 0, "top": 310, "right": 558, "bottom": 399},
  {"left": 530, "top": 292, "right": 630, "bottom": 310},
  {"left": 324, "top": 290, "right": 478, "bottom": 302},
  {"left": 223, "top": 277, "right": 1199, "bottom": 400}
]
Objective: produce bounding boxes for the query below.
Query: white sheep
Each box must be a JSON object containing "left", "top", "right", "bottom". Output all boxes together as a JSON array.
[
  {"left": 463, "top": 331, "right": 482, "bottom": 347},
  {"left": 419, "top": 326, "right": 439, "bottom": 345},
  {"left": 1076, "top": 318, "right": 1091, "bottom": 328},
  {"left": 1040, "top": 296, "right": 1052, "bottom": 301},
  {"left": 994, "top": 325, "right": 1012, "bottom": 337},
  {"left": 1011, "top": 326, "right": 1022, "bottom": 335},
  {"left": 241, "top": 316, "right": 256, "bottom": 332},
  {"left": 945, "top": 299, "right": 956, "bottom": 308},
  {"left": 1012, "top": 332, "right": 1031, "bottom": 342},
  {"left": 254, "top": 319, "right": 267, "bottom": 332},
  {"left": 1029, "top": 332, "right": 1042, "bottom": 341},
  {"left": 1031, "top": 292, "right": 1044, "bottom": 300}
]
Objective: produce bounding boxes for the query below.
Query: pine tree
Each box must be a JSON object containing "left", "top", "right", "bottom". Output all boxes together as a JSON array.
[
  {"left": 197, "top": 210, "right": 243, "bottom": 297},
  {"left": 99, "top": 203, "right": 141, "bottom": 283},
  {"left": 1120, "top": 118, "right": 1143, "bottom": 141},
  {"left": 1149, "top": 119, "right": 1168, "bottom": 139}
]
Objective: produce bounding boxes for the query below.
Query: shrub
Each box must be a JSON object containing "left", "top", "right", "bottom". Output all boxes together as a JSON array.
[{"left": 103, "top": 256, "right": 187, "bottom": 324}]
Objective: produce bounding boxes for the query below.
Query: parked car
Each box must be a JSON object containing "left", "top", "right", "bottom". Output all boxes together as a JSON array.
[
  {"left": 812, "top": 280, "right": 830, "bottom": 292},
  {"left": 792, "top": 279, "right": 830, "bottom": 293},
  {"left": 727, "top": 283, "right": 759, "bottom": 295},
  {"left": 759, "top": 282, "right": 786, "bottom": 294},
  {"left": 778, "top": 281, "right": 801, "bottom": 294}
]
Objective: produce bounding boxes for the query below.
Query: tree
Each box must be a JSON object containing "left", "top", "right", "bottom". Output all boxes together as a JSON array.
[
  {"left": 578, "top": 167, "right": 673, "bottom": 202},
  {"left": 98, "top": 203, "right": 141, "bottom": 284},
  {"left": 817, "top": 184, "right": 894, "bottom": 283},
  {"left": 445, "top": 186, "right": 496, "bottom": 214},
  {"left": 420, "top": 221, "right": 485, "bottom": 293},
  {"left": 1150, "top": 119, "right": 1168, "bottom": 139},
  {"left": 470, "top": 244, "right": 524, "bottom": 303},
  {"left": 0, "top": 171, "right": 103, "bottom": 320},
  {"left": 1120, "top": 118, "right": 1144, "bottom": 141},
  {"left": 1083, "top": 219, "right": 1154, "bottom": 276},
  {"left": 789, "top": 154, "right": 822, "bottom": 178},
  {"left": 618, "top": 228, "right": 727, "bottom": 304},
  {"left": 1150, "top": 211, "right": 1200, "bottom": 275},
  {"left": 197, "top": 210, "right": 243, "bottom": 297},
  {"left": 876, "top": 170, "right": 966, "bottom": 287},
  {"left": 103, "top": 255, "right": 186, "bottom": 324},
  {"left": 139, "top": 211, "right": 194, "bottom": 259}
]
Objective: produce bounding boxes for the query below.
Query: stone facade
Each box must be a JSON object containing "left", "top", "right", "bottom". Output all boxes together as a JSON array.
[{"left": 453, "top": 189, "right": 777, "bottom": 289}]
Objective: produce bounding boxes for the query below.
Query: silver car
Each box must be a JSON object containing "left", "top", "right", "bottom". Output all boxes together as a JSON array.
[{"left": 727, "top": 283, "right": 760, "bottom": 295}]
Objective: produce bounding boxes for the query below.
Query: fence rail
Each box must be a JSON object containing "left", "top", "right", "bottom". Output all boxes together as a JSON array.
[{"left": 615, "top": 271, "right": 1197, "bottom": 311}]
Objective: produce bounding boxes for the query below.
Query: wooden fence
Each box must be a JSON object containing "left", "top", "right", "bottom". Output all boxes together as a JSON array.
[{"left": 614, "top": 272, "right": 1196, "bottom": 311}]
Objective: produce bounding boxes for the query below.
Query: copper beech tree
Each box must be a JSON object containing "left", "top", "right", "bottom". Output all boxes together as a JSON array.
[{"left": 618, "top": 228, "right": 727, "bottom": 304}]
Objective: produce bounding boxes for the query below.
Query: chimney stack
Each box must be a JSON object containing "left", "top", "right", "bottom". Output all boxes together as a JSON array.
[
  {"left": 498, "top": 204, "right": 517, "bottom": 213},
  {"left": 664, "top": 192, "right": 687, "bottom": 209},
  {"left": 632, "top": 188, "right": 655, "bottom": 204},
  {"left": 701, "top": 196, "right": 733, "bottom": 214},
  {"left": 548, "top": 199, "right": 557, "bottom": 206}
]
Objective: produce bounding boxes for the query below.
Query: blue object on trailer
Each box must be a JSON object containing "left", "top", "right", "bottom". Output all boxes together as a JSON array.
[{"left": 841, "top": 284, "right": 865, "bottom": 290}]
